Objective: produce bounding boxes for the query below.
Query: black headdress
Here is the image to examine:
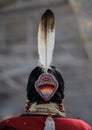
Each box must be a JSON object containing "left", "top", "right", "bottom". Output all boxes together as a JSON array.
[{"left": 27, "top": 66, "right": 64, "bottom": 103}]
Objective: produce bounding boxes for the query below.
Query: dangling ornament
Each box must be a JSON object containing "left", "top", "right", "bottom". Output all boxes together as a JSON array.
[{"left": 44, "top": 115, "right": 55, "bottom": 130}]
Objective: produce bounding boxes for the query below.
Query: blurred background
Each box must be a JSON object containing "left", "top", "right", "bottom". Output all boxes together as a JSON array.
[{"left": 0, "top": 0, "right": 92, "bottom": 126}]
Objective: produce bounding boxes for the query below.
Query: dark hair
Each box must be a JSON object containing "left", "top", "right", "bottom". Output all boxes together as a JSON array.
[{"left": 27, "top": 66, "right": 64, "bottom": 103}]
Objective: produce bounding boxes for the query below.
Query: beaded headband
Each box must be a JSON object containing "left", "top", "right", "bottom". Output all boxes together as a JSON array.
[{"left": 35, "top": 73, "right": 58, "bottom": 101}]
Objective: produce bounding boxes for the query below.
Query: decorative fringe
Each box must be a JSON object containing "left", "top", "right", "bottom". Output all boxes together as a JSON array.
[
  {"left": 24, "top": 99, "right": 30, "bottom": 113},
  {"left": 44, "top": 115, "right": 55, "bottom": 130},
  {"left": 29, "top": 102, "right": 66, "bottom": 117}
]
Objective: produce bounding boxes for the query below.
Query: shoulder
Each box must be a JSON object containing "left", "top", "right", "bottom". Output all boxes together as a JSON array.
[
  {"left": 0, "top": 116, "right": 22, "bottom": 123},
  {"left": 73, "top": 119, "right": 91, "bottom": 130},
  {"left": 0, "top": 115, "right": 45, "bottom": 130},
  {"left": 0, "top": 116, "right": 23, "bottom": 130},
  {"left": 55, "top": 117, "right": 91, "bottom": 130}
]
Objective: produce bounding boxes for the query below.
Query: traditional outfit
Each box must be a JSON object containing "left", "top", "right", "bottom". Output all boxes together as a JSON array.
[
  {"left": 0, "top": 9, "right": 91, "bottom": 130},
  {"left": 0, "top": 114, "right": 91, "bottom": 130}
]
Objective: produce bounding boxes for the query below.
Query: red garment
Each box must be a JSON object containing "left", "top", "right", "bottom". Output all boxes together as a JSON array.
[{"left": 0, "top": 115, "right": 91, "bottom": 130}]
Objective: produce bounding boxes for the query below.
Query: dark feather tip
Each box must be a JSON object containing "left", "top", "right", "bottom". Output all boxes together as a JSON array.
[
  {"left": 43, "top": 9, "right": 54, "bottom": 18},
  {"left": 45, "top": 9, "right": 54, "bottom": 15},
  {"left": 40, "top": 9, "right": 55, "bottom": 32}
]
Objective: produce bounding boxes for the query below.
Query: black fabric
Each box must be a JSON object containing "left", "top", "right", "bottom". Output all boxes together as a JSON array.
[
  {"left": 27, "top": 66, "right": 65, "bottom": 103},
  {"left": 20, "top": 114, "right": 64, "bottom": 118}
]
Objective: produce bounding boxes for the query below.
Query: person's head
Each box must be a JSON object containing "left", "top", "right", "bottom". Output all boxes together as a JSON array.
[{"left": 27, "top": 66, "right": 64, "bottom": 104}]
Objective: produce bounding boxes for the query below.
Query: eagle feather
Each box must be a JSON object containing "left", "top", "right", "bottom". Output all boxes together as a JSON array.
[{"left": 38, "top": 9, "right": 55, "bottom": 71}]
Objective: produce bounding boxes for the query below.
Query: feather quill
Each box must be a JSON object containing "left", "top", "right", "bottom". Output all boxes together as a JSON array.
[{"left": 38, "top": 9, "right": 55, "bottom": 71}]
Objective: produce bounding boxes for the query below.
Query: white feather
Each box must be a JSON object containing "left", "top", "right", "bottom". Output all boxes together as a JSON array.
[{"left": 38, "top": 9, "right": 55, "bottom": 70}]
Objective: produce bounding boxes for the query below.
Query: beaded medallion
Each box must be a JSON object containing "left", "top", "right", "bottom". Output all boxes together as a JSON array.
[{"left": 35, "top": 73, "right": 58, "bottom": 101}]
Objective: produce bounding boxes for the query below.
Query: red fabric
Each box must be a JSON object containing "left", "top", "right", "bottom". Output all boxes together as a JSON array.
[{"left": 0, "top": 116, "right": 91, "bottom": 130}]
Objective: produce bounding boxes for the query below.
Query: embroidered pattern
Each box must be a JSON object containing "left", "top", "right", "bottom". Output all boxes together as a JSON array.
[{"left": 35, "top": 73, "right": 58, "bottom": 101}]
